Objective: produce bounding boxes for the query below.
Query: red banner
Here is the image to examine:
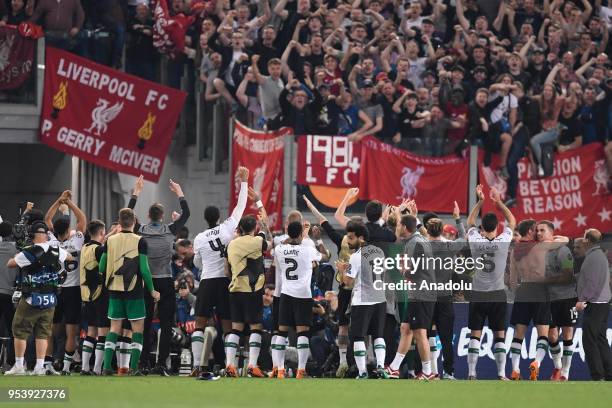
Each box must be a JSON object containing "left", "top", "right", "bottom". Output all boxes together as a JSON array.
[
  {"left": 358, "top": 137, "right": 469, "bottom": 212},
  {"left": 479, "top": 144, "right": 612, "bottom": 237},
  {"left": 296, "top": 135, "right": 361, "bottom": 187},
  {"left": 231, "top": 121, "right": 289, "bottom": 232},
  {"left": 0, "top": 25, "right": 37, "bottom": 90},
  {"left": 39, "top": 47, "right": 186, "bottom": 182}
]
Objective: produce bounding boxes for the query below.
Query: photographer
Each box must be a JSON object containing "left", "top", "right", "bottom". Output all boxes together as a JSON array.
[
  {"left": 4, "top": 221, "right": 73, "bottom": 375},
  {"left": 0, "top": 221, "right": 18, "bottom": 368},
  {"left": 175, "top": 272, "right": 196, "bottom": 327},
  {"left": 309, "top": 295, "right": 338, "bottom": 375}
]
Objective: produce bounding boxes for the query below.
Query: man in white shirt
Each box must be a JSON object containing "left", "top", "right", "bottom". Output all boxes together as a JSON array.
[
  {"left": 336, "top": 220, "right": 388, "bottom": 379},
  {"left": 465, "top": 184, "right": 516, "bottom": 381},
  {"left": 272, "top": 221, "right": 322, "bottom": 379},
  {"left": 191, "top": 166, "right": 253, "bottom": 378},
  {"left": 44, "top": 191, "right": 86, "bottom": 375}
]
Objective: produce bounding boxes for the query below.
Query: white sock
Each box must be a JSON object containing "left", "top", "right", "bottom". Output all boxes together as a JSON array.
[
  {"left": 297, "top": 335, "right": 310, "bottom": 370},
  {"left": 14, "top": 357, "right": 24, "bottom": 369},
  {"left": 82, "top": 338, "right": 95, "bottom": 372},
  {"left": 271, "top": 335, "right": 279, "bottom": 369},
  {"left": 389, "top": 352, "right": 405, "bottom": 371},
  {"left": 421, "top": 360, "right": 432, "bottom": 376},
  {"left": 62, "top": 350, "right": 74, "bottom": 372},
  {"left": 191, "top": 330, "right": 204, "bottom": 368},
  {"left": 467, "top": 337, "right": 480, "bottom": 377},
  {"left": 550, "top": 341, "right": 562, "bottom": 369},
  {"left": 115, "top": 340, "right": 123, "bottom": 368},
  {"left": 121, "top": 338, "right": 132, "bottom": 369},
  {"left": 510, "top": 339, "right": 522, "bottom": 372},
  {"left": 373, "top": 338, "right": 386, "bottom": 368},
  {"left": 94, "top": 339, "right": 105, "bottom": 374},
  {"left": 123, "top": 346, "right": 131, "bottom": 369},
  {"left": 561, "top": 340, "right": 574, "bottom": 378},
  {"left": 338, "top": 334, "right": 348, "bottom": 366},
  {"left": 535, "top": 337, "right": 548, "bottom": 364},
  {"left": 248, "top": 332, "right": 262, "bottom": 367},
  {"left": 35, "top": 358, "right": 44, "bottom": 370},
  {"left": 354, "top": 341, "right": 367, "bottom": 375},
  {"left": 202, "top": 327, "right": 217, "bottom": 368},
  {"left": 493, "top": 339, "right": 506, "bottom": 377},
  {"left": 224, "top": 333, "right": 240, "bottom": 367},
  {"left": 429, "top": 336, "right": 439, "bottom": 375},
  {"left": 275, "top": 335, "right": 287, "bottom": 370}
]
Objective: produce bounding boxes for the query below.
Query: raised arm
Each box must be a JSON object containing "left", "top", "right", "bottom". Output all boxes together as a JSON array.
[
  {"left": 492, "top": 0, "right": 506, "bottom": 33},
  {"left": 575, "top": 57, "right": 596, "bottom": 79},
  {"left": 365, "top": 9, "right": 385, "bottom": 29},
  {"left": 467, "top": 184, "right": 485, "bottom": 228},
  {"left": 231, "top": 166, "right": 250, "bottom": 223},
  {"left": 423, "top": 35, "right": 436, "bottom": 63},
  {"left": 273, "top": 0, "right": 289, "bottom": 20},
  {"left": 455, "top": 0, "right": 471, "bottom": 31},
  {"left": 393, "top": 89, "right": 410, "bottom": 113},
  {"left": 347, "top": 110, "right": 373, "bottom": 140},
  {"left": 168, "top": 179, "right": 190, "bottom": 234},
  {"left": 45, "top": 190, "right": 71, "bottom": 230},
  {"left": 519, "top": 36, "right": 536, "bottom": 66},
  {"left": 64, "top": 198, "right": 87, "bottom": 233},
  {"left": 380, "top": 42, "right": 394, "bottom": 73},
  {"left": 280, "top": 41, "right": 297, "bottom": 78},
  {"left": 292, "top": 19, "right": 307, "bottom": 43},
  {"left": 490, "top": 187, "right": 516, "bottom": 231},
  {"left": 236, "top": 74, "right": 250, "bottom": 107},
  {"left": 580, "top": 0, "right": 592, "bottom": 23},
  {"left": 251, "top": 54, "right": 265, "bottom": 85},
  {"left": 538, "top": 18, "right": 550, "bottom": 45},
  {"left": 335, "top": 187, "right": 360, "bottom": 228},
  {"left": 545, "top": 62, "right": 563, "bottom": 85},
  {"left": 599, "top": 24, "right": 609, "bottom": 54}
]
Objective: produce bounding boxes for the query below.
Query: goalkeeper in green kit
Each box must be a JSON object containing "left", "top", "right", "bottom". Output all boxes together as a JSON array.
[{"left": 99, "top": 208, "right": 160, "bottom": 375}]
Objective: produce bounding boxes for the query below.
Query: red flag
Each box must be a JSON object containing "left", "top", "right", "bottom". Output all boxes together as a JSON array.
[
  {"left": 478, "top": 144, "right": 612, "bottom": 237},
  {"left": 296, "top": 135, "right": 361, "bottom": 187},
  {"left": 0, "top": 25, "right": 37, "bottom": 90},
  {"left": 152, "top": 0, "right": 195, "bottom": 58},
  {"left": 230, "top": 121, "right": 290, "bottom": 232},
  {"left": 358, "top": 137, "right": 469, "bottom": 213},
  {"left": 39, "top": 47, "right": 186, "bottom": 182}
]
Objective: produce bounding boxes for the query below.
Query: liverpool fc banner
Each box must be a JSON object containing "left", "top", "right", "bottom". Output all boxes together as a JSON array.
[
  {"left": 479, "top": 144, "right": 611, "bottom": 237},
  {"left": 231, "top": 121, "right": 289, "bottom": 232},
  {"left": 296, "top": 135, "right": 361, "bottom": 188},
  {"left": 40, "top": 47, "right": 186, "bottom": 182},
  {"left": 358, "top": 137, "right": 469, "bottom": 212}
]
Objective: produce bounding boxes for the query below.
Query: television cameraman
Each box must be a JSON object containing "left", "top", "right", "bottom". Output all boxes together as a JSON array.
[{"left": 4, "top": 221, "right": 73, "bottom": 375}]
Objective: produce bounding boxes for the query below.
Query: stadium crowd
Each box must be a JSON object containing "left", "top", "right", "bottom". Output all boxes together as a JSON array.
[{"left": 1, "top": 0, "right": 612, "bottom": 204}]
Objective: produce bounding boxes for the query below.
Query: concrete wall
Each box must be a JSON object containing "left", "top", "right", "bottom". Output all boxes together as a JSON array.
[
  {"left": 0, "top": 143, "right": 72, "bottom": 222},
  {"left": 117, "top": 143, "right": 231, "bottom": 237}
]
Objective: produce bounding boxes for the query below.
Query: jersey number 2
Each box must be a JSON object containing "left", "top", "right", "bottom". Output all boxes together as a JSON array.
[{"left": 284, "top": 258, "right": 298, "bottom": 280}]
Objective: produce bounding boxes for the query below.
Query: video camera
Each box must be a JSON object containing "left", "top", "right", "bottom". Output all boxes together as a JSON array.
[{"left": 12, "top": 202, "right": 43, "bottom": 250}]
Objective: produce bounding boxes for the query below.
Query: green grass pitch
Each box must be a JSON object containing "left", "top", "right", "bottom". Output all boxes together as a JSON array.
[{"left": 0, "top": 377, "right": 611, "bottom": 408}]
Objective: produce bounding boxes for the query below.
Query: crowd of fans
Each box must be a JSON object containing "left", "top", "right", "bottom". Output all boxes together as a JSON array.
[{"left": 2, "top": 1, "right": 612, "bottom": 198}]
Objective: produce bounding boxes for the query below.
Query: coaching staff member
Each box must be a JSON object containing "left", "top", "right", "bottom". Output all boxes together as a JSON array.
[{"left": 576, "top": 229, "right": 612, "bottom": 381}]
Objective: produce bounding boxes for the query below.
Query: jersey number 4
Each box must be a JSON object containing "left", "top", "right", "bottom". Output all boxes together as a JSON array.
[
  {"left": 284, "top": 258, "right": 298, "bottom": 281},
  {"left": 209, "top": 238, "right": 227, "bottom": 258}
]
